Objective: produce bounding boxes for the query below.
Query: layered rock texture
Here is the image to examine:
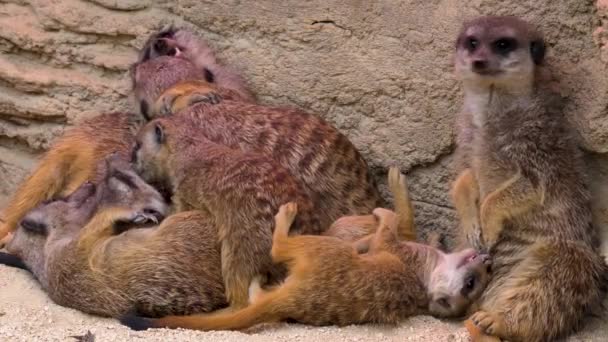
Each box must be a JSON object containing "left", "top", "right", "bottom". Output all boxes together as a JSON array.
[{"left": 0, "top": 0, "right": 607, "bottom": 248}]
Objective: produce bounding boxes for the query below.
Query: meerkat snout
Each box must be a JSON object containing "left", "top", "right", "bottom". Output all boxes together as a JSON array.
[
  {"left": 428, "top": 248, "right": 492, "bottom": 318},
  {"left": 454, "top": 16, "right": 545, "bottom": 85}
]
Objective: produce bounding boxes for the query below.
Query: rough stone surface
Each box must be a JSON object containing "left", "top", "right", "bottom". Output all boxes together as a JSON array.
[{"left": 0, "top": 0, "right": 607, "bottom": 339}]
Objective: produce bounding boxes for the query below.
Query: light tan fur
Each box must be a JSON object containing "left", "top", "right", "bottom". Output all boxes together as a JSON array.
[
  {"left": 452, "top": 16, "right": 607, "bottom": 342},
  {"left": 324, "top": 167, "right": 414, "bottom": 243}
]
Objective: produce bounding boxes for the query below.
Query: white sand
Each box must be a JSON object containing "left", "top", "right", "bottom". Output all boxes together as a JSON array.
[{"left": 1, "top": 264, "right": 607, "bottom": 342}]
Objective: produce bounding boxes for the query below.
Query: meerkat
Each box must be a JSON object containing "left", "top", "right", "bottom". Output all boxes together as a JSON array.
[
  {"left": 132, "top": 116, "right": 327, "bottom": 308},
  {"left": 1, "top": 155, "right": 230, "bottom": 318},
  {"left": 451, "top": 16, "right": 608, "bottom": 341},
  {"left": 137, "top": 26, "right": 256, "bottom": 103},
  {"left": 120, "top": 200, "right": 492, "bottom": 331},
  {"left": 0, "top": 112, "right": 140, "bottom": 245},
  {"left": 132, "top": 56, "right": 383, "bottom": 230}
]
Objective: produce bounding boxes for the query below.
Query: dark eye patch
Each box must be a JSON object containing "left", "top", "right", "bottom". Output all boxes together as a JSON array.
[
  {"left": 460, "top": 273, "right": 477, "bottom": 296},
  {"left": 139, "top": 100, "right": 150, "bottom": 121},
  {"left": 20, "top": 218, "right": 47, "bottom": 235},
  {"left": 131, "top": 141, "right": 141, "bottom": 163},
  {"left": 492, "top": 38, "right": 518, "bottom": 56},
  {"left": 437, "top": 297, "right": 450, "bottom": 308},
  {"left": 112, "top": 170, "right": 137, "bottom": 189},
  {"left": 465, "top": 37, "right": 479, "bottom": 52}
]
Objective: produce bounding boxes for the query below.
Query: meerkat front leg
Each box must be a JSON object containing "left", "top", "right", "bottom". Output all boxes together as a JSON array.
[
  {"left": 480, "top": 172, "right": 543, "bottom": 247},
  {"left": 152, "top": 81, "right": 222, "bottom": 116},
  {"left": 368, "top": 208, "right": 400, "bottom": 253},
  {"left": 451, "top": 168, "right": 482, "bottom": 250},
  {"left": 77, "top": 207, "right": 159, "bottom": 252}
]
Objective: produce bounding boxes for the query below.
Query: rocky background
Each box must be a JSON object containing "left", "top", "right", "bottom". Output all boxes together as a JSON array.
[{"left": 0, "top": 0, "right": 607, "bottom": 248}]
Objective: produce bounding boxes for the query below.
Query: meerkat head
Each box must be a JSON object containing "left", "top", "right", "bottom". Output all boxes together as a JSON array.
[
  {"left": 131, "top": 118, "right": 177, "bottom": 192},
  {"left": 138, "top": 26, "right": 255, "bottom": 103},
  {"left": 454, "top": 16, "right": 545, "bottom": 88},
  {"left": 130, "top": 56, "right": 206, "bottom": 121},
  {"left": 427, "top": 248, "right": 492, "bottom": 317},
  {"left": 5, "top": 181, "right": 99, "bottom": 285},
  {"left": 5, "top": 154, "right": 168, "bottom": 282}
]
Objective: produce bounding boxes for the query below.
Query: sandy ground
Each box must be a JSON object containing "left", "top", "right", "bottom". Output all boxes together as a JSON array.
[{"left": 1, "top": 265, "right": 607, "bottom": 342}]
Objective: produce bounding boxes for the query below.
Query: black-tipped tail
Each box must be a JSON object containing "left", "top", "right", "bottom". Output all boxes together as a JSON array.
[
  {"left": 0, "top": 252, "right": 29, "bottom": 271},
  {"left": 119, "top": 314, "right": 157, "bottom": 331}
]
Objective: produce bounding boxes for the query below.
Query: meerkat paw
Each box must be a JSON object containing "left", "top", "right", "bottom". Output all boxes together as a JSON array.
[
  {"left": 0, "top": 230, "right": 12, "bottom": 249},
  {"left": 187, "top": 91, "right": 223, "bottom": 106},
  {"left": 479, "top": 200, "right": 502, "bottom": 248},
  {"left": 118, "top": 211, "right": 159, "bottom": 226},
  {"left": 276, "top": 202, "right": 298, "bottom": 226},
  {"left": 372, "top": 208, "right": 398, "bottom": 231},
  {"left": 470, "top": 311, "right": 507, "bottom": 337},
  {"left": 248, "top": 276, "right": 264, "bottom": 304},
  {"left": 388, "top": 166, "right": 406, "bottom": 191}
]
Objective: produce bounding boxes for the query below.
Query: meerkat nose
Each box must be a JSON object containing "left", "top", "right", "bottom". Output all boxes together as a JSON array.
[{"left": 472, "top": 60, "right": 488, "bottom": 71}]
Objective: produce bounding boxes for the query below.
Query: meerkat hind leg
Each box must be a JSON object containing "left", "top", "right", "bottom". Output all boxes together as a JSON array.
[
  {"left": 451, "top": 168, "right": 482, "bottom": 250},
  {"left": 388, "top": 167, "right": 415, "bottom": 241}
]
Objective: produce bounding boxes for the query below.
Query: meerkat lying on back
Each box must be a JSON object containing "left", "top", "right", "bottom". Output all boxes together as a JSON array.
[
  {"left": 0, "top": 156, "right": 222, "bottom": 318},
  {"left": 121, "top": 196, "right": 491, "bottom": 331},
  {"left": 451, "top": 16, "right": 607, "bottom": 341}
]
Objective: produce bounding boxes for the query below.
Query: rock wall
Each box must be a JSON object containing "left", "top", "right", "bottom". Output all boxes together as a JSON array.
[{"left": 0, "top": 0, "right": 607, "bottom": 246}]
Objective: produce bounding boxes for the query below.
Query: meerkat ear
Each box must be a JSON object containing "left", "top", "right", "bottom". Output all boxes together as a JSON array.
[
  {"left": 530, "top": 39, "right": 546, "bottom": 65},
  {"left": 154, "top": 123, "right": 165, "bottom": 145}
]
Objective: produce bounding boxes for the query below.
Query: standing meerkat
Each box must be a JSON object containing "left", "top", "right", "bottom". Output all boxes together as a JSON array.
[
  {"left": 132, "top": 116, "right": 325, "bottom": 308},
  {"left": 131, "top": 56, "right": 383, "bottom": 230},
  {"left": 120, "top": 200, "right": 491, "bottom": 331},
  {"left": 451, "top": 16, "right": 608, "bottom": 341}
]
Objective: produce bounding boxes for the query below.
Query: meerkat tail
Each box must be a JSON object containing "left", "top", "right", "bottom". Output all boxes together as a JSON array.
[
  {"left": 387, "top": 167, "right": 415, "bottom": 241},
  {"left": 464, "top": 319, "right": 501, "bottom": 342},
  {"left": 121, "top": 288, "right": 289, "bottom": 331},
  {"left": 0, "top": 252, "right": 29, "bottom": 271}
]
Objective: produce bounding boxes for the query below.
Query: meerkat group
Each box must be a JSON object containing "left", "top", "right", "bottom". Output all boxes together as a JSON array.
[{"left": 0, "top": 15, "right": 605, "bottom": 342}]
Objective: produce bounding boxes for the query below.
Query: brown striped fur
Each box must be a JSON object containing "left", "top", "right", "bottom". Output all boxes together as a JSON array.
[
  {"left": 131, "top": 43, "right": 383, "bottom": 231},
  {"left": 452, "top": 16, "right": 608, "bottom": 342},
  {"left": 132, "top": 116, "right": 324, "bottom": 308}
]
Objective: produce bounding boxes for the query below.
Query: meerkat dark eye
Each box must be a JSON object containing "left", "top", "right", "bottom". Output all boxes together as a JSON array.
[
  {"left": 461, "top": 274, "right": 477, "bottom": 296},
  {"left": 112, "top": 170, "right": 137, "bottom": 189},
  {"left": 203, "top": 68, "right": 215, "bottom": 83},
  {"left": 20, "top": 219, "right": 47, "bottom": 235},
  {"left": 493, "top": 38, "right": 518, "bottom": 56},
  {"left": 465, "top": 37, "right": 479, "bottom": 52},
  {"left": 131, "top": 141, "right": 141, "bottom": 163},
  {"left": 154, "top": 124, "right": 165, "bottom": 145},
  {"left": 139, "top": 100, "right": 150, "bottom": 121},
  {"left": 437, "top": 297, "right": 450, "bottom": 308}
]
